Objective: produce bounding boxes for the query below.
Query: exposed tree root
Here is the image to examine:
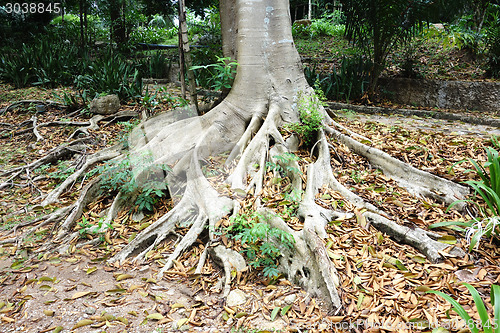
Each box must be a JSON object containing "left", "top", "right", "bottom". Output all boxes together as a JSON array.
[
  {"left": 15, "top": 0, "right": 473, "bottom": 311},
  {"left": 326, "top": 124, "right": 469, "bottom": 206},
  {"left": 0, "top": 100, "right": 66, "bottom": 115},
  {"left": 23, "top": 87, "right": 470, "bottom": 311},
  {"left": 31, "top": 115, "right": 44, "bottom": 142},
  {"left": 0, "top": 137, "right": 91, "bottom": 178},
  {"left": 39, "top": 145, "right": 121, "bottom": 207},
  {"left": 1, "top": 110, "right": 136, "bottom": 140}
]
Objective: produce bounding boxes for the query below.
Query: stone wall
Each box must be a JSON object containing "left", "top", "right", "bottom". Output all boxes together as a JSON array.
[{"left": 379, "top": 77, "right": 500, "bottom": 113}]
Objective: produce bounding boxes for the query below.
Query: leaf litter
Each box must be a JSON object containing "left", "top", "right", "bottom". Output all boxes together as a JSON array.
[{"left": 0, "top": 83, "right": 500, "bottom": 332}]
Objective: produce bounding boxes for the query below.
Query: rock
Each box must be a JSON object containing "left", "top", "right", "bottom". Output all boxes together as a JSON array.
[
  {"left": 284, "top": 293, "right": 297, "bottom": 305},
  {"left": 84, "top": 307, "right": 96, "bottom": 315},
  {"left": 226, "top": 289, "right": 247, "bottom": 307},
  {"left": 89, "top": 94, "right": 120, "bottom": 115}
]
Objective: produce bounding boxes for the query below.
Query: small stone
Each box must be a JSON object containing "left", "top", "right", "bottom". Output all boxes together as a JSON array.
[
  {"left": 84, "top": 307, "right": 96, "bottom": 315},
  {"left": 89, "top": 94, "right": 120, "bottom": 115},
  {"left": 180, "top": 325, "right": 190, "bottom": 331},
  {"left": 284, "top": 294, "right": 297, "bottom": 305},
  {"left": 226, "top": 289, "right": 247, "bottom": 307}
]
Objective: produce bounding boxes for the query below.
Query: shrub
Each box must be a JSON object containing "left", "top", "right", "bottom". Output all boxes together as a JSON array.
[
  {"left": 285, "top": 90, "right": 325, "bottom": 147},
  {"left": 96, "top": 153, "right": 171, "bottom": 212},
  {"left": 129, "top": 26, "right": 177, "bottom": 45},
  {"left": 486, "top": 9, "right": 500, "bottom": 78},
  {"left": 191, "top": 56, "right": 238, "bottom": 91},
  {"left": 431, "top": 138, "right": 500, "bottom": 250},
  {"left": 292, "top": 14, "right": 345, "bottom": 39},
  {"left": 225, "top": 212, "right": 295, "bottom": 278},
  {"left": 304, "top": 56, "right": 371, "bottom": 102},
  {"left": 428, "top": 283, "right": 500, "bottom": 333},
  {"left": 74, "top": 50, "right": 143, "bottom": 101},
  {"left": 138, "top": 51, "right": 172, "bottom": 79},
  {"left": 48, "top": 14, "right": 108, "bottom": 44},
  {"left": 0, "top": 38, "right": 80, "bottom": 88},
  {"left": 189, "top": 7, "right": 223, "bottom": 73}
]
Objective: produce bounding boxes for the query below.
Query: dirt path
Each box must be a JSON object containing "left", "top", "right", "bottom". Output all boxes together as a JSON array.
[
  {"left": 336, "top": 109, "right": 500, "bottom": 138},
  {"left": 0, "top": 250, "right": 301, "bottom": 333}
]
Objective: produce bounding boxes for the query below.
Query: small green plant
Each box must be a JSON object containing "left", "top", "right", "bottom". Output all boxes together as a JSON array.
[
  {"left": 427, "top": 283, "right": 500, "bottom": 333},
  {"left": 285, "top": 90, "right": 325, "bottom": 146},
  {"left": 96, "top": 154, "right": 171, "bottom": 212},
  {"left": 191, "top": 56, "right": 238, "bottom": 91},
  {"left": 486, "top": 9, "right": 500, "bottom": 78},
  {"left": 77, "top": 216, "right": 93, "bottom": 238},
  {"left": 266, "top": 152, "right": 302, "bottom": 177},
  {"left": 77, "top": 216, "right": 113, "bottom": 240},
  {"left": 304, "top": 56, "right": 371, "bottom": 102},
  {"left": 225, "top": 213, "right": 295, "bottom": 278},
  {"left": 432, "top": 138, "right": 500, "bottom": 250}
]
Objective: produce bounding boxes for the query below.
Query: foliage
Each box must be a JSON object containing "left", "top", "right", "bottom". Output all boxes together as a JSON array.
[
  {"left": 485, "top": 6, "right": 500, "bottom": 78},
  {"left": 432, "top": 138, "right": 500, "bottom": 250},
  {"left": 304, "top": 56, "right": 371, "bottom": 102},
  {"left": 74, "top": 50, "right": 143, "bottom": 101},
  {"left": 225, "top": 213, "right": 295, "bottom": 278},
  {"left": 137, "top": 51, "right": 174, "bottom": 79},
  {"left": 96, "top": 153, "right": 171, "bottom": 212},
  {"left": 77, "top": 216, "right": 113, "bottom": 240},
  {"left": 0, "top": 37, "right": 80, "bottom": 88},
  {"left": 0, "top": 37, "right": 143, "bottom": 101},
  {"left": 191, "top": 57, "right": 238, "bottom": 91},
  {"left": 148, "top": 14, "right": 172, "bottom": 28},
  {"left": 285, "top": 90, "right": 325, "bottom": 146},
  {"left": 266, "top": 153, "right": 302, "bottom": 177},
  {"left": 341, "top": 0, "right": 435, "bottom": 94},
  {"left": 129, "top": 26, "right": 178, "bottom": 45},
  {"left": 189, "top": 7, "right": 223, "bottom": 75},
  {"left": 448, "top": 14, "right": 485, "bottom": 54},
  {"left": 292, "top": 12, "right": 345, "bottom": 39},
  {"left": 427, "top": 283, "right": 500, "bottom": 333},
  {"left": 48, "top": 14, "right": 108, "bottom": 44}
]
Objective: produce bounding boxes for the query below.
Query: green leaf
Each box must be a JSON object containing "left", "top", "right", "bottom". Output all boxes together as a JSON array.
[
  {"left": 281, "top": 305, "right": 292, "bottom": 316},
  {"left": 463, "top": 283, "right": 492, "bottom": 333},
  {"left": 427, "top": 290, "right": 479, "bottom": 333},
  {"left": 270, "top": 307, "right": 280, "bottom": 321},
  {"left": 491, "top": 285, "right": 500, "bottom": 333},
  {"left": 146, "top": 313, "right": 164, "bottom": 320}
]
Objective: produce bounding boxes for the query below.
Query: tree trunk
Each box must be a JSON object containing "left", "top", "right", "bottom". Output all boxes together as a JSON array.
[
  {"left": 109, "top": 0, "right": 126, "bottom": 44},
  {"left": 178, "top": 0, "right": 199, "bottom": 115},
  {"left": 79, "top": 0, "right": 85, "bottom": 50},
  {"left": 34, "top": 0, "right": 468, "bottom": 311}
]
